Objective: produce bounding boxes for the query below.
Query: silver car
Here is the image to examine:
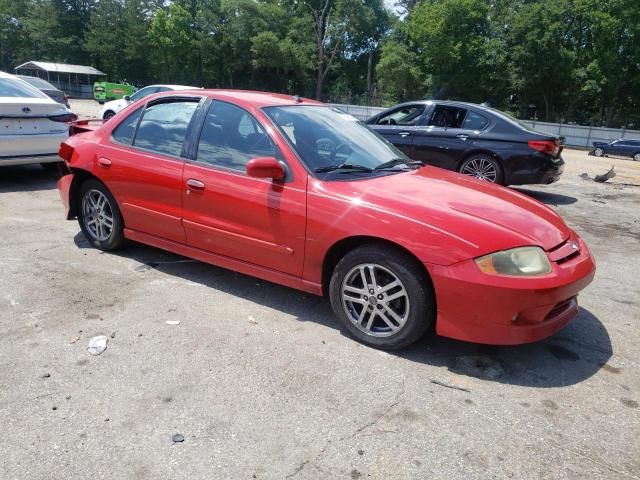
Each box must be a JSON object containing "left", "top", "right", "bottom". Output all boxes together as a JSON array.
[{"left": 0, "top": 71, "right": 76, "bottom": 167}]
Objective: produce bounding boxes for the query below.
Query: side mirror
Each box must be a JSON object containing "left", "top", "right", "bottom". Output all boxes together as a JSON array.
[
  {"left": 123, "top": 95, "right": 131, "bottom": 102},
  {"left": 246, "top": 157, "right": 285, "bottom": 181}
]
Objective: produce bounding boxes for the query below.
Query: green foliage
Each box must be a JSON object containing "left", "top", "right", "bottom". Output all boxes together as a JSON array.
[{"left": 0, "top": 0, "right": 637, "bottom": 126}]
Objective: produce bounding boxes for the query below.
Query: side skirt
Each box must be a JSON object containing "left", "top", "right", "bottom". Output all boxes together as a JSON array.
[{"left": 124, "top": 228, "right": 323, "bottom": 296}]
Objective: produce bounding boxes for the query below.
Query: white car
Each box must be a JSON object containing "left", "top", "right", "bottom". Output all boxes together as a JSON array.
[
  {"left": 97, "top": 84, "right": 198, "bottom": 120},
  {"left": 0, "top": 71, "right": 76, "bottom": 168}
]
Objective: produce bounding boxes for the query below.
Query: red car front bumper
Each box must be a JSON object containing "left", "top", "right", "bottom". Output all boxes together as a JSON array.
[{"left": 429, "top": 234, "right": 596, "bottom": 345}]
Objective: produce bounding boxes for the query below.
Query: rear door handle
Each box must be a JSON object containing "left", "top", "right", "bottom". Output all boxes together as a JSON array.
[
  {"left": 186, "top": 178, "right": 205, "bottom": 192},
  {"left": 398, "top": 131, "right": 411, "bottom": 138},
  {"left": 456, "top": 134, "right": 469, "bottom": 141},
  {"left": 98, "top": 157, "right": 112, "bottom": 168}
]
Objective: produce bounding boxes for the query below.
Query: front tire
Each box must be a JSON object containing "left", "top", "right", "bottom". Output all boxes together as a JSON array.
[
  {"left": 458, "top": 154, "right": 504, "bottom": 184},
  {"left": 329, "top": 244, "right": 435, "bottom": 350},
  {"left": 103, "top": 110, "right": 115, "bottom": 120},
  {"left": 78, "top": 179, "right": 125, "bottom": 251},
  {"left": 633, "top": 153, "right": 640, "bottom": 162},
  {"left": 593, "top": 147, "right": 604, "bottom": 157}
]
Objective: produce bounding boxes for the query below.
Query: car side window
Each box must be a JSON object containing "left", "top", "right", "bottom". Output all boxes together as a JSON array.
[
  {"left": 428, "top": 106, "right": 467, "bottom": 128},
  {"left": 376, "top": 105, "right": 425, "bottom": 126},
  {"left": 462, "top": 111, "right": 489, "bottom": 130},
  {"left": 196, "top": 101, "right": 278, "bottom": 172},
  {"left": 130, "top": 86, "right": 158, "bottom": 102},
  {"left": 133, "top": 100, "right": 199, "bottom": 157},
  {"left": 111, "top": 107, "right": 143, "bottom": 145}
]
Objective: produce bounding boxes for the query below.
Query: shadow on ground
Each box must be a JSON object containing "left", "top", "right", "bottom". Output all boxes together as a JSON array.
[
  {"left": 514, "top": 187, "right": 578, "bottom": 206},
  {"left": 0, "top": 165, "right": 61, "bottom": 193},
  {"left": 73, "top": 232, "right": 612, "bottom": 389}
]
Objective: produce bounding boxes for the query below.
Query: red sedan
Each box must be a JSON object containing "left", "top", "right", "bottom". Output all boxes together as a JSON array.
[{"left": 57, "top": 90, "right": 596, "bottom": 350}]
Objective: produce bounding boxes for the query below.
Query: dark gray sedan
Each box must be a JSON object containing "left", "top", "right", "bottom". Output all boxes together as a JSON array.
[
  {"left": 17, "top": 75, "right": 69, "bottom": 107},
  {"left": 591, "top": 139, "right": 640, "bottom": 162}
]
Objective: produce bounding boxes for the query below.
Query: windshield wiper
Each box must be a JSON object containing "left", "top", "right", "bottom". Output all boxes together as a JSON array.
[
  {"left": 374, "top": 158, "right": 424, "bottom": 171},
  {"left": 314, "top": 163, "right": 373, "bottom": 173}
]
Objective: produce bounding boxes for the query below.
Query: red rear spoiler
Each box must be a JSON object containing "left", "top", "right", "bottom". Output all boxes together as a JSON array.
[{"left": 70, "top": 119, "right": 105, "bottom": 135}]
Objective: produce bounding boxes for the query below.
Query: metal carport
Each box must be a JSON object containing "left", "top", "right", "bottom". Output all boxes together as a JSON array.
[{"left": 14, "top": 61, "right": 106, "bottom": 99}]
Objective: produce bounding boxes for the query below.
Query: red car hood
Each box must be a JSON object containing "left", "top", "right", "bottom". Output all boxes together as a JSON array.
[{"left": 317, "top": 166, "right": 570, "bottom": 257}]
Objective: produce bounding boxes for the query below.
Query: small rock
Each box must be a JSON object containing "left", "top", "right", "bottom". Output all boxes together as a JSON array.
[
  {"left": 65, "top": 395, "right": 71, "bottom": 400},
  {"left": 248, "top": 316, "right": 258, "bottom": 324},
  {"left": 166, "top": 320, "right": 180, "bottom": 326},
  {"left": 52, "top": 406, "right": 57, "bottom": 411},
  {"left": 172, "top": 433, "right": 185, "bottom": 443},
  {"left": 104, "top": 418, "right": 110, "bottom": 422},
  {"left": 42, "top": 373, "right": 51, "bottom": 378},
  {"left": 138, "top": 333, "right": 143, "bottom": 337},
  {"left": 357, "top": 449, "right": 364, "bottom": 455},
  {"left": 69, "top": 336, "right": 80, "bottom": 344},
  {"left": 110, "top": 332, "right": 116, "bottom": 339}
]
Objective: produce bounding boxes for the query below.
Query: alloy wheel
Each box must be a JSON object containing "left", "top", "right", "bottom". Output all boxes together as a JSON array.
[
  {"left": 460, "top": 157, "right": 498, "bottom": 182},
  {"left": 341, "top": 263, "right": 410, "bottom": 337},
  {"left": 594, "top": 148, "right": 604, "bottom": 157},
  {"left": 82, "top": 189, "right": 114, "bottom": 241},
  {"left": 634, "top": 153, "right": 640, "bottom": 162}
]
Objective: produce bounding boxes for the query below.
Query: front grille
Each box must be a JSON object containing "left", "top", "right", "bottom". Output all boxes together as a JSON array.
[{"left": 545, "top": 297, "right": 577, "bottom": 321}]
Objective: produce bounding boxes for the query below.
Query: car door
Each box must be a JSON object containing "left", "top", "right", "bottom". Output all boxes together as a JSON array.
[
  {"left": 410, "top": 104, "right": 481, "bottom": 170},
  {"left": 97, "top": 96, "right": 202, "bottom": 243},
  {"left": 368, "top": 104, "right": 427, "bottom": 157},
  {"left": 181, "top": 100, "right": 307, "bottom": 276}
]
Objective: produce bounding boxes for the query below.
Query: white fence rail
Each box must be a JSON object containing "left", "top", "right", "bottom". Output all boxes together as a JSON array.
[{"left": 329, "top": 103, "right": 639, "bottom": 149}]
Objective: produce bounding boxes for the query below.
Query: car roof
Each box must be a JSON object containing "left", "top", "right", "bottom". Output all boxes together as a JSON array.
[{"left": 150, "top": 89, "right": 323, "bottom": 108}]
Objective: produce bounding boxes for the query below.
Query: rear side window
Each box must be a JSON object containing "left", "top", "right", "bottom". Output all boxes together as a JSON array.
[
  {"left": 462, "top": 111, "right": 489, "bottom": 130},
  {"left": 428, "top": 106, "right": 467, "bottom": 128},
  {"left": 111, "top": 107, "right": 142, "bottom": 145},
  {"left": 133, "top": 101, "right": 199, "bottom": 157},
  {"left": 196, "top": 100, "right": 278, "bottom": 171},
  {"left": 376, "top": 105, "right": 425, "bottom": 126}
]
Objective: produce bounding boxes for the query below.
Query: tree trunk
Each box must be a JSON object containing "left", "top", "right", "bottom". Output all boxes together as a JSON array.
[{"left": 367, "top": 50, "right": 373, "bottom": 98}]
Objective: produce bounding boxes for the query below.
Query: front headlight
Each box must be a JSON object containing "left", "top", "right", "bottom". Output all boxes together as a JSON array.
[{"left": 475, "top": 246, "right": 552, "bottom": 276}]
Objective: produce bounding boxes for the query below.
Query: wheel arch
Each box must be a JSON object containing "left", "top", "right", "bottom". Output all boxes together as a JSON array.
[
  {"left": 67, "top": 169, "right": 113, "bottom": 220},
  {"left": 321, "top": 235, "right": 435, "bottom": 298}
]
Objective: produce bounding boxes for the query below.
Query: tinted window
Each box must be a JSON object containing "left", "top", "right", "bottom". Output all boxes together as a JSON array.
[
  {"left": 129, "top": 86, "right": 158, "bottom": 102},
  {"left": 462, "top": 111, "right": 489, "bottom": 130},
  {"left": 0, "top": 78, "right": 47, "bottom": 98},
  {"left": 377, "top": 105, "right": 425, "bottom": 126},
  {"left": 428, "top": 106, "right": 467, "bottom": 128},
  {"left": 111, "top": 107, "right": 142, "bottom": 144},
  {"left": 196, "top": 101, "right": 277, "bottom": 171},
  {"left": 133, "top": 101, "right": 198, "bottom": 156},
  {"left": 18, "top": 76, "right": 56, "bottom": 90}
]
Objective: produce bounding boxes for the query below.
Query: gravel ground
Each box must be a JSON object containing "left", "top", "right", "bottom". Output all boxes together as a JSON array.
[{"left": 1, "top": 111, "right": 639, "bottom": 479}]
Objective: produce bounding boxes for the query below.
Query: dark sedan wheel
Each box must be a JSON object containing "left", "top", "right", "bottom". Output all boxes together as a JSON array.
[
  {"left": 459, "top": 154, "right": 503, "bottom": 184},
  {"left": 78, "top": 179, "right": 124, "bottom": 251},
  {"left": 633, "top": 153, "right": 640, "bottom": 162},
  {"left": 593, "top": 147, "right": 605, "bottom": 157},
  {"left": 329, "top": 244, "right": 435, "bottom": 350}
]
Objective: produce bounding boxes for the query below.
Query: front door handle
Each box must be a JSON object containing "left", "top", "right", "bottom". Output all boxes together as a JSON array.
[
  {"left": 98, "top": 157, "right": 112, "bottom": 168},
  {"left": 398, "top": 131, "right": 411, "bottom": 138},
  {"left": 456, "top": 134, "right": 469, "bottom": 141},
  {"left": 186, "top": 178, "right": 205, "bottom": 192}
]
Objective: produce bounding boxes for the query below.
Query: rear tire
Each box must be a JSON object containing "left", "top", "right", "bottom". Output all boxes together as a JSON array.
[
  {"left": 458, "top": 154, "right": 504, "bottom": 184},
  {"left": 78, "top": 179, "right": 125, "bottom": 251},
  {"left": 329, "top": 244, "right": 435, "bottom": 350}
]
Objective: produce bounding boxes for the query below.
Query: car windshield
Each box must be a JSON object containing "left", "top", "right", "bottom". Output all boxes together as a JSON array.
[
  {"left": 0, "top": 78, "right": 48, "bottom": 98},
  {"left": 130, "top": 87, "right": 155, "bottom": 102},
  {"left": 263, "top": 105, "right": 411, "bottom": 177}
]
